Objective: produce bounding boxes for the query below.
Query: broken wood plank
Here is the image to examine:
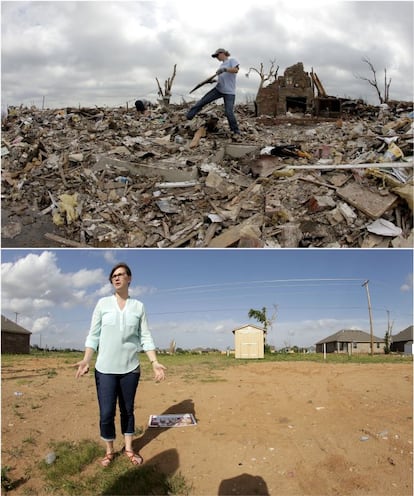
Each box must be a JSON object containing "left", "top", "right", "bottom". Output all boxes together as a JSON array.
[
  {"left": 44, "top": 233, "right": 89, "bottom": 247},
  {"left": 94, "top": 156, "right": 199, "bottom": 182},
  {"left": 202, "top": 222, "right": 218, "bottom": 247},
  {"left": 286, "top": 161, "right": 413, "bottom": 170},
  {"left": 157, "top": 220, "right": 203, "bottom": 247},
  {"left": 208, "top": 214, "right": 263, "bottom": 248},
  {"left": 189, "top": 126, "right": 207, "bottom": 148},
  {"left": 299, "top": 176, "right": 337, "bottom": 190},
  {"left": 155, "top": 181, "right": 199, "bottom": 188},
  {"left": 336, "top": 182, "right": 398, "bottom": 219}
]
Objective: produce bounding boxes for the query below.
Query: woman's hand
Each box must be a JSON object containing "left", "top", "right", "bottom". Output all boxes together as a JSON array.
[
  {"left": 74, "top": 360, "right": 90, "bottom": 378},
  {"left": 152, "top": 361, "right": 166, "bottom": 382}
]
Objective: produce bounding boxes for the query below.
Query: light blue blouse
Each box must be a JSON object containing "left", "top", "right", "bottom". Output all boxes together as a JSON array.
[{"left": 85, "top": 295, "right": 155, "bottom": 374}]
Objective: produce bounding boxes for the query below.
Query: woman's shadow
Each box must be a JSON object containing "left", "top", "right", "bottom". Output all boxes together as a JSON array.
[
  {"left": 102, "top": 448, "right": 180, "bottom": 495},
  {"left": 133, "top": 398, "right": 196, "bottom": 453},
  {"left": 218, "top": 473, "right": 270, "bottom": 495}
]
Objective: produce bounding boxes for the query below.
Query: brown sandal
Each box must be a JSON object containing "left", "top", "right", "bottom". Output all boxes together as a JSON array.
[
  {"left": 125, "top": 449, "right": 143, "bottom": 465},
  {"left": 100, "top": 451, "right": 115, "bottom": 467}
]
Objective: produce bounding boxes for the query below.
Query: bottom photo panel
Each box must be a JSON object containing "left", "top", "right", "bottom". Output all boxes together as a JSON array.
[{"left": 1, "top": 248, "right": 413, "bottom": 496}]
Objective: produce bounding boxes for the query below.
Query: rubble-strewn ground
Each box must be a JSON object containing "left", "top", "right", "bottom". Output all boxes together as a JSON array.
[
  {"left": 1, "top": 102, "right": 413, "bottom": 248},
  {"left": 1, "top": 355, "right": 413, "bottom": 495}
]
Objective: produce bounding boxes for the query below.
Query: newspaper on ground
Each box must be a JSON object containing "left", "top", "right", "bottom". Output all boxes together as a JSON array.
[{"left": 148, "top": 413, "right": 197, "bottom": 427}]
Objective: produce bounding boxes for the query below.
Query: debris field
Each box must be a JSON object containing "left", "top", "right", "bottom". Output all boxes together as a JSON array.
[{"left": 1, "top": 102, "right": 413, "bottom": 248}]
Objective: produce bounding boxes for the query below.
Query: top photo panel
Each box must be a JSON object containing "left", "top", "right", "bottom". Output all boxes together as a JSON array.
[{"left": 2, "top": 1, "right": 413, "bottom": 249}]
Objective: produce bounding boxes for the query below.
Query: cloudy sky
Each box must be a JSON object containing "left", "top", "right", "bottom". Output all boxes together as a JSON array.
[
  {"left": 1, "top": 249, "right": 412, "bottom": 351},
  {"left": 1, "top": 0, "right": 413, "bottom": 109}
]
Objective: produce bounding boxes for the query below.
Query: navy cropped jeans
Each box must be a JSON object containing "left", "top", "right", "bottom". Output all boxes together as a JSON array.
[
  {"left": 94, "top": 368, "right": 140, "bottom": 441},
  {"left": 186, "top": 87, "right": 240, "bottom": 133}
]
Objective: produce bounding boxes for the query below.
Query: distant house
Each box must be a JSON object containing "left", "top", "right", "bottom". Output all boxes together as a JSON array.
[
  {"left": 1, "top": 315, "right": 32, "bottom": 354},
  {"left": 232, "top": 324, "right": 266, "bottom": 359},
  {"left": 315, "top": 329, "right": 385, "bottom": 354},
  {"left": 390, "top": 326, "right": 413, "bottom": 355}
]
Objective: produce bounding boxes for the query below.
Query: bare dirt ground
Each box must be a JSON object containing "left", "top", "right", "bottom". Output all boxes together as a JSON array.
[{"left": 2, "top": 356, "right": 413, "bottom": 495}]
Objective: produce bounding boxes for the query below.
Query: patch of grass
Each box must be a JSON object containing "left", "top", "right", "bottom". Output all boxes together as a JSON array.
[
  {"left": 47, "top": 369, "right": 57, "bottom": 378},
  {"left": 99, "top": 464, "right": 192, "bottom": 496},
  {"left": 200, "top": 376, "right": 227, "bottom": 383},
  {"left": 23, "top": 436, "right": 37, "bottom": 446},
  {"left": 40, "top": 439, "right": 102, "bottom": 494},
  {"left": 21, "top": 488, "right": 38, "bottom": 496},
  {"left": 16, "top": 379, "right": 33, "bottom": 386},
  {"left": 39, "top": 439, "right": 193, "bottom": 495},
  {"left": 4, "top": 446, "right": 23, "bottom": 459},
  {"left": 265, "top": 352, "right": 413, "bottom": 364},
  {"left": 134, "top": 425, "right": 144, "bottom": 436},
  {"left": 1, "top": 465, "right": 14, "bottom": 492}
]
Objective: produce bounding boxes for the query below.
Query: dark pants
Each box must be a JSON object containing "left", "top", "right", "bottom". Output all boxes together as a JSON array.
[
  {"left": 135, "top": 100, "right": 145, "bottom": 112},
  {"left": 95, "top": 368, "right": 140, "bottom": 441},
  {"left": 186, "top": 87, "right": 240, "bottom": 133}
]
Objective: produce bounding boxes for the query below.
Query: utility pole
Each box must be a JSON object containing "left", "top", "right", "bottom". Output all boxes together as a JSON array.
[
  {"left": 362, "top": 280, "right": 374, "bottom": 356},
  {"left": 14, "top": 312, "right": 19, "bottom": 323}
]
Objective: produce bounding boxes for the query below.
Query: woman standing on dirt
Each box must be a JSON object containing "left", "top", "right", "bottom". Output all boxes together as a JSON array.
[{"left": 75, "top": 262, "right": 166, "bottom": 467}]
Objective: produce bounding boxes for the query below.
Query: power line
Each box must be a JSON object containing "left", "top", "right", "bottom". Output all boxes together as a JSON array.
[{"left": 157, "top": 278, "right": 365, "bottom": 294}]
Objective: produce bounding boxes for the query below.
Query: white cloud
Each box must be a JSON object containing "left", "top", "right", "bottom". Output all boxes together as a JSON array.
[
  {"left": 150, "top": 317, "right": 240, "bottom": 349},
  {"left": 32, "top": 315, "right": 52, "bottom": 334},
  {"left": 400, "top": 274, "right": 413, "bottom": 292},
  {"left": 102, "top": 251, "right": 118, "bottom": 265},
  {"left": 1, "top": 250, "right": 107, "bottom": 318},
  {"left": 1, "top": 1, "right": 412, "bottom": 108}
]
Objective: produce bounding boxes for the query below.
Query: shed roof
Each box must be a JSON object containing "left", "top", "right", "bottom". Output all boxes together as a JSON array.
[
  {"left": 316, "top": 329, "right": 383, "bottom": 345},
  {"left": 1, "top": 315, "right": 32, "bottom": 335},
  {"left": 392, "top": 325, "right": 413, "bottom": 343},
  {"left": 232, "top": 324, "right": 265, "bottom": 334}
]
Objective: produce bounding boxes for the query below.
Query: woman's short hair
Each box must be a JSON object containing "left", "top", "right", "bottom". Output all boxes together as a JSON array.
[{"left": 109, "top": 263, "right": 132, "bottom": 283}]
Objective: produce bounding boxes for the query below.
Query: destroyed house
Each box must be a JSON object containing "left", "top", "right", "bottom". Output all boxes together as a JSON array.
[{"left": 256, "top": 62, "right": 341, "bottom": 117}]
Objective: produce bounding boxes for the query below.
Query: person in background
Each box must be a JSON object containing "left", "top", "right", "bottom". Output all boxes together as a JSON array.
[
  {"left": 75, "top": 262, "right": 166, "bottom": 467},
  {"left": 135, "top": 99, "right": 151, "bottom": 117},
  {"left": 186, "top": 48, "right": 241, "bottom": 137}
]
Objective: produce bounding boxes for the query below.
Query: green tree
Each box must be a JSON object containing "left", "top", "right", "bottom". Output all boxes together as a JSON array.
[
  {"left": 248, "top": 307, "right": 269, "bottom": 331},
  {"left": 248, "top": 306, "right": 278, "bottom": 353}
]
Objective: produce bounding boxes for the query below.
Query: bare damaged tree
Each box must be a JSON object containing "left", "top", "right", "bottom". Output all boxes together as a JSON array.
[
  {"left": 156, "top": 64, "right": 177, "bottom": 106},
  {"left": 357, "top": 57, "right": 392, "bottom": 104},
  {"left": 245, "top": 59, "right": 279, "bottom": 91},
  {"left": 169, "top": 339, "right": 176, "bottom": 355}
]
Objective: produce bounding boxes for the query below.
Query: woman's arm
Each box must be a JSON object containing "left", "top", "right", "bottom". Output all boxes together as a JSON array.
[
  {"left": 145, "top": 349, "right": 166, "bottom": 382},
  {"left": 74, "top": 347, "right": 95, "bottom": 378}
]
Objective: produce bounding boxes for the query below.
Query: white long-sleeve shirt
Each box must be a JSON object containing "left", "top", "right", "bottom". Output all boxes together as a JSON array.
[{"left": 85, "top": 295, "right": 155, "bottom": 374}]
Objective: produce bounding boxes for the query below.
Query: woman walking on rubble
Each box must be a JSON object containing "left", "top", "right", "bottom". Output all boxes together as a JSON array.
[
  {"left": 186, "top": 48, "right": 241, "bottom": 137},
  {"left": 75, "top": 262, "right": 166, "bottom": 467}
]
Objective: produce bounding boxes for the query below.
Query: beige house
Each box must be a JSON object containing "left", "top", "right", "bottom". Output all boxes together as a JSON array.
[
  {"left": 232, "top": 324, "right": 265, "bottom": 359},
  {"left": 390, "top": 326, "right": 413, "bottom": 354},
  {"left": 315, "top": 329, "right": 385, "bottom": 354}
]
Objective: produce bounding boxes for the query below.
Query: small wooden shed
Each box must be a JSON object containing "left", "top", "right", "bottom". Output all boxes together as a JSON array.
[
  {"left": 1, "top": 315, "right": 32, "bottom": 354},
  {"left": 232, "top": 324, "right": 265, "bottom": 359}
]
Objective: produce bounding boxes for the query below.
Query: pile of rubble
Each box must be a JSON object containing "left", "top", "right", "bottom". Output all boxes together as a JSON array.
[{"left": 1, "top": 101, "right": 413, "bottom": 248}]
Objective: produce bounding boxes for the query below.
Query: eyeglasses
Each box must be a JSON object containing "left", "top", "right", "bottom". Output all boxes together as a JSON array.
[{"left": 111, "top": 272, "right": 127, "bottom": 280}]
